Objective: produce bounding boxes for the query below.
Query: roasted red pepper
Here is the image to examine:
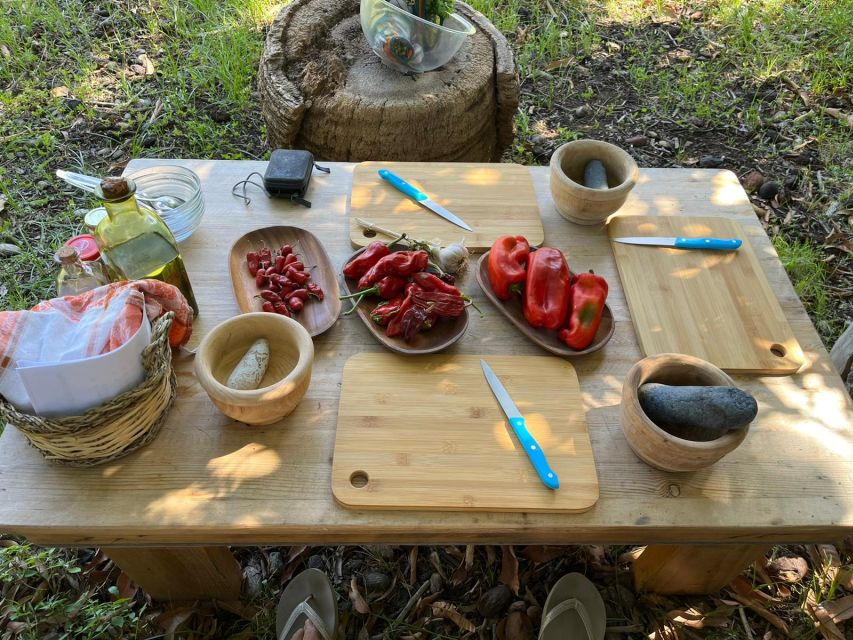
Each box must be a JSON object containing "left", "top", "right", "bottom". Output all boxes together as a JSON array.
[
  {"left": 523, "top": 247, "right": 570, "bottom": 330},
  {"left": 412, "top": 271, "right": 461, "bottom": 295},
  {"left": 341, "top": 275, "right": 407, "bottom": 315},
  {"left": 559, "top": 271, "right": 608, "bottom": 350},
  {"left": 488, "top": 235, "right": 530, "bottom": 300},
  {"left": 411, "top": 289, "right": 465, "bottom": 318},
  {"left": 343, "top": 241, "right": 391, "bottom": 279},
  {"left": 370, "top": 296, "right": 404, "bottom": 326},
  {"left": 386, "top": 285, "right": 421, "bottom": 338},
  {"left": 357, "top": 250, "right": 429, "bottom": 289},
  {"left": 342, "top": 275, "right": 407, "bottom": 301}
]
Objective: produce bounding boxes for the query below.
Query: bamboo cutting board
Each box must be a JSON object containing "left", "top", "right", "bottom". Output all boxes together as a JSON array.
[
  {"left": 609, "top": 215, "right": 804, "bottom": 374},
  {"left": 348, "top": 162, "right": 544, "bottom": 250},
  {"left": 332, "top": 353, "right": 599, "bottom": 513}
]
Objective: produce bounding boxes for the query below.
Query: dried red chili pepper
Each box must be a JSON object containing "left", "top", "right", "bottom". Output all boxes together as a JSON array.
[
  {"left": 307, "top": 283, "right": 324, "bottom": 300},
  {"left": 273, "top": 301, "right": 291, "bottom": 317},
  {"left": 247, "top": 251, "right": 260, "bottom": 276},
  {"left": 262, "top": 301, "right": 275, "bottom": 313},
  {"left": 370, "top": 297, "right": 404, "bottom": 326},
  {"left": 259, "top": 247, "right": 272, "bottom": 265},
  {"left": 260, "top": 290, "right": 282, "bottom": 303},
  {"left": 279, "top": 244, "right": 293, "bottom": 257},
  {"left": 287, "top": 268, "right": 310, "bottom": 285},
  {"left": 357, "top": 250, "right": 429, "bottom": 289},
  {"left": 255, "top": 268, "right": 269, "bottom": 288},
  {"left": 288, "top": 297, "right": 305, "bottom": 312},
  {"left": 289, "top": 289, "right": 310, "bottom": 301},
  {"left": 488, "top": 235, "right": 530, "bottom": 300},
  {"left": 559, "top": 271, "right": 608, "bottom": 350},
  {"left": 284, "top": 253, "right": 299, "bottom": 266},
  {"left": 523, "top": 247, "right": 570, "bottom": 330},
  {"left": 289, "top": 261, "right": 305, "bottom": 272},
  {"left": 271, "top": 254, "right": 287, "bottom": 274}
]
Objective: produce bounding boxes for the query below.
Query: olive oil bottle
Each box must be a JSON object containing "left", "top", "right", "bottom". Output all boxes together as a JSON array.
[{"left": 94, "top": 177, "right": 198, "bottom": 315}]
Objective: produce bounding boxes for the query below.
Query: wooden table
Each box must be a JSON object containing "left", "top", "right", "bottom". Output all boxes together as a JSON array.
[{"left": 1, "top": 160, "right": 850, "bottom": 601}]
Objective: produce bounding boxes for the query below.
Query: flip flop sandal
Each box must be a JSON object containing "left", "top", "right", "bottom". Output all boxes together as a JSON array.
[
  {"left": 539, "top": 573, "right": 606, "bottom": 640},
  {"left": 276, "top": 568, "right": 338, "bottom": 640}
]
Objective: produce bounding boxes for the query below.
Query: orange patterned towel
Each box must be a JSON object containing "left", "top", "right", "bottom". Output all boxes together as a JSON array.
[{"left": 0, "top": 280, "right": 192, "bottom": 410}]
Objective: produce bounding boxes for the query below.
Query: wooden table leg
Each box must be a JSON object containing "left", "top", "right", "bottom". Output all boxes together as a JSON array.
[
  {"left": 633, "top": 544, "right": 770, "bottom": 594},
  {"left": 106, "top": 546, "right": 242, "bottom": 601}
]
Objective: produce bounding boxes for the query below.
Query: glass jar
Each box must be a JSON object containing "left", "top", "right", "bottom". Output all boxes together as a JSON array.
[{"left": 55, "top": 246, "right": 110, "bottom": 296}]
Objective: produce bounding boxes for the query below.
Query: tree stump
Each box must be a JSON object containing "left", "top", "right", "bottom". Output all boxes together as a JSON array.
[{"left": 258, "top": 0, "right": 518, "bottom": 162}]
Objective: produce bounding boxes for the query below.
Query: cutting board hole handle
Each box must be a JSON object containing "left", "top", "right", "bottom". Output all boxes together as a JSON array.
[
  {"left": 350, "top": 471, "right": 369, "bottom": 488},
  {"left": 770, "top": 343, "right": 787, "bottom": 358},
  {"left": 362, "top": 229, "right": 376, "bottom": 238}
]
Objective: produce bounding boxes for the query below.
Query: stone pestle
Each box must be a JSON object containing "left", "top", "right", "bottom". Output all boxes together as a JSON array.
[
  {"left": 583, "top": 159, "right": 608, "bottom": 189},
  {"left": 638, "top": 383, "right": 758, "bottom": 442}
]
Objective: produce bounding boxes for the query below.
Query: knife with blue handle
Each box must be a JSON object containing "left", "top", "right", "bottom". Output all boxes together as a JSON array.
[
  {"left": 480, "top": 360, "right": 559, "bottom": 490},
  {"left": 378, "top": 169, "right": 474, "bottom": 232},
  {"left": 614, "top": 236, "right": 742, "bottom": 251}
]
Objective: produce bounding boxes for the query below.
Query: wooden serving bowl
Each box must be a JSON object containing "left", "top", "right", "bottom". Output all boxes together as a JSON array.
[
  {"left": 621, "top": 353, "right": 750, "bottom": 472},
  {"left": 194, "top": 313, "right": 314, "bottom": 425},
  {"left": 550, "top": 139, "right": 639, "bottom": 225}
]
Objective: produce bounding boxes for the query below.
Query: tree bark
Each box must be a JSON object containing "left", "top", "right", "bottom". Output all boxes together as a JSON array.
[{"left": 258, "top": 0, "right": 518, "bottom": 162}]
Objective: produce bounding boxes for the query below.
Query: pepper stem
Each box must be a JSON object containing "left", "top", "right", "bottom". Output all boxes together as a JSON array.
[
  {"left": 462, "top": 294, "right": 483, "bottom": 316},
  {"left": 340, "top": 285, "right": 380, "bottom": 316},
  {"left": 384, "top": 233, "right": 407, "bottom": 248}
]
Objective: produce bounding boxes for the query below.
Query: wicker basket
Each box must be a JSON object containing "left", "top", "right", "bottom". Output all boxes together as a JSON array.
[{"left": 0, "top": 312, "right": 177, "bottom": 466}]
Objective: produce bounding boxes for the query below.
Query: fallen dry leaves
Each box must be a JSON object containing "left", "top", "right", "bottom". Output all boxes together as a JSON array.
[
  {"left": 349, "top": 575, "right": 371, "bottom": 615},
  {"left": 499, "top": 545, "right": 520, "bottom": 595},
  {"left": 430, "top": 601, "right": 476, "bottom": 633}
]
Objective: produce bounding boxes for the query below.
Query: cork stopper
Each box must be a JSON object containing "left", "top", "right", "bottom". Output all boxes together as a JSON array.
[
  {"left": 100, "top": 177, "right": 130, "bottom": 200},
  {"left": 56, "top": 246, "right": 79, "bottom": 264}
]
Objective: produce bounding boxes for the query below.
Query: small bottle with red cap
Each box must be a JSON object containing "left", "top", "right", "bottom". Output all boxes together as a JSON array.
[{"left": 55, "top": 245, "right": 110, "bottom": 296}]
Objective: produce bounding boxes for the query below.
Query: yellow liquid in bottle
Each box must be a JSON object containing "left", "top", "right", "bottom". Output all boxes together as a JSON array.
[{"left": 107, "top": 233, "right": 199, "bottom": 315}]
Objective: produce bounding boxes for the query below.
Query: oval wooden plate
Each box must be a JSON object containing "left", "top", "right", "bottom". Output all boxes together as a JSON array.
[
  {"left": 229, "top": 226, "right": 341, "bottom": 337},
  {"left": 475, "top": 251, "right": 614, "bottom": 357},
  {"left": 340, "top": 245, "right": 468, "bottom": 355}
]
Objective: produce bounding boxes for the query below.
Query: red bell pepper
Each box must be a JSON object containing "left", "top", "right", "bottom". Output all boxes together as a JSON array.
[
  {"left": 523, "top": 247, "right": 570, "bottom": 330},
  {"left": 488, "top": 236, "right": 530, "bottom": 300},
  {"left": 559, "top": 271, "right": 608, "bottom": 350}
]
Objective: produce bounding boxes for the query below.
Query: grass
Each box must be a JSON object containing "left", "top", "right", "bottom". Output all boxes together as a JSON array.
[
  {"left": 772, "top": 236, "right": 833, "bottom": 336},
  {"left": 0, "top": 0, "right": 851, "bottom": 636}
]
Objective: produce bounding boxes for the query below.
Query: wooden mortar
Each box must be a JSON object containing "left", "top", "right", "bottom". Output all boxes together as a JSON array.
[
  {"left": 621, "top": 353, "right": 750, "bottom": 472},
  {"left": 194, "top": 313, "right": 314, "bottom": 426},
  {"left": 549, "top": 139, "right": 639, "bottom": 225}
]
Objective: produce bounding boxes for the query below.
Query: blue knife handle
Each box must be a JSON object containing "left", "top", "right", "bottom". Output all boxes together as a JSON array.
[
  {"left": 509, "top": 417, "right": 559, "bottom": 490},
  {"left": 674, "top": 237, "right": 742, "bottom": 251},
  {"left": 378, "top": 169, "right": 427, "bottom": 202}
]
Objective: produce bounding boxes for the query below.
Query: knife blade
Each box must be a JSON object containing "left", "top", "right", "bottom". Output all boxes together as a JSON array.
[
  {"left": 480, "top": 360, "right": 559, "bottom": 490},
  {"left": 378, "top": 169, "right": 474, "bottom": 232},
  {"left": 613, "top": 236, "right": 742, "bottom": 251}
]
